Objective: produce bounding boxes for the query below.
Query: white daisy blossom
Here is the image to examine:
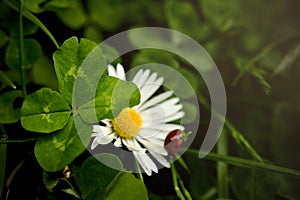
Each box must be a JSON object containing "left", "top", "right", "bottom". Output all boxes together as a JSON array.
[{"left": 91, "top": 64, "right": 185, "bottom": 176}]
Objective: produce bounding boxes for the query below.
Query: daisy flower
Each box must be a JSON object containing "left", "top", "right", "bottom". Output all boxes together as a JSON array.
[{"left": 91, "top": 64, "right": 185, "bottom": 176}]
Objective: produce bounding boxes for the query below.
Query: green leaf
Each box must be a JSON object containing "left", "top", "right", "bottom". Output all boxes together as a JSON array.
[
  {"left": 34, "top": 117, "right": 86, "bottom": 172},
  {"left": 30, "top": 53, "right": 58, "bottom": 89},
  {"left": 5, "top": 15, "right": 38, "bottom": 37},
  {"left": 53, "top": 36, "right": 103, "bottom": 105},
  {"left": 77, "top": 154, "right": 123, "bottom": 200},
  {"left": 68, "top": 117, "right": 91, "bottom": 153},
  {"left": 76, "top": 154, "right": 148, "bottom": 200},
  {"left": 43, "top": 171, "right": 60, "bottom": 191},
  {"left": 55, "top": 0, "right": 86, "bottom": 30},
  {"left": 42, "top": 0, "right": 73, "bottom": 10},
  {"left": 84, "top": 26, "right": 103, "bottom": 43},
  {"left": 0, "top": 90, "right": 22, "bottom": 124},
  {"left": 103, "top": 173, "right": 148, "bottom": 200},
  {"left": 78, "top": 76, "right": 140, "bottom": 123},
  {"left": 100, "top": 43, "right": 121, "bottom": 65},
  {"left": 0, "top": 70, "right": 17, "bottom": 90},
  {"left": 5, "top": 39, "right": 42, "bottom": 70},
  {"left": 23, "top": 0, "right": 46, "bottom": 13},
  {"left": 21, "top": 88, "right": 71, "bottom": 133},
  {"left": 0, "top": 30, "right": 9, "bottom": 48},
  {"left": 86, "top": 0, "right": 126, "bottom": 31},
  {"left": 231, "top": 168, "right": 281, "bottom": 200},
  {"left": 24, "top": 0, "right": 74, "bottom": 13}
]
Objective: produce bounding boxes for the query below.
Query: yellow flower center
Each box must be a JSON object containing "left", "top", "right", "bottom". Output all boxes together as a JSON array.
[{"left": 112, "top": 108, "right": 142, "bottom": 139}]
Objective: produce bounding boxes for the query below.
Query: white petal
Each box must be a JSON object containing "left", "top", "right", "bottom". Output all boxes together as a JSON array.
[
  {"left": 159, "top": 123, "right": 185, "bottom": 132},
  {"left": 150, "top": 104, "right": 183, "bottom": 122},
  {"left": 132, "top": 69, "right": 144, "bottom": 84},
  {"left": 133, "top": 69, "right": 150, "bottom": 88},
  {"left": 163, "top": 111, "right": 185, "bottom": 123},
  {"left": 153, "top": 97, "right": 180, "bottom": 109},
  {"left": 92, "top": 125, "right": 103, "bottom": 133},
  {"left": 136, "top": 136, "right": 168, "bottom": 156},
  {"left": 145, "top": 124, "right": 185, "bottom": 135},
  {"left": 122, "top": 138, "right": 146, "bottom": 153},
  {"left": 149, "top": 150, "right": 170, "bottom": 168},
  {"left": 91, "top": 138, "right": 99, "bottom": 150},
  {"left": 135, "top": 91, "right": 173, "bottom": 112},
  {"left": 116, "top": 64, "right": 126, "bottom": 81},
  {"left": 114, "top": 137, "right": 122, "bottom": 147},
  {"left": 96, "top": 135, "right": 113, "bottom": 145},
  {"left": 108, "top": 64, "right": 117, "bottom": 78},
  {"left": 92, "top": 125, "right": 113, "bottom": 136},
  {"left": 139, "top": 77, "right": 164, "bottom": 104},
  {"left": 133, "top": 152, "right": 158, "bottom": 176},
  {"left": 137, "top": 128, "right": 161, "bottom": 138}
]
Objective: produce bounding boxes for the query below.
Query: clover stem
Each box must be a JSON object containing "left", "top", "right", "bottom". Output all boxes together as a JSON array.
[{"left": 19, "top": 0, "right": 27, "bottom": 97}]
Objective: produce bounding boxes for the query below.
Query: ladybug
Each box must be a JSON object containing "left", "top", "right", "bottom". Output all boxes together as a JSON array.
[{"left": 164, "top": 129, "right": 183, "bottom": 154}]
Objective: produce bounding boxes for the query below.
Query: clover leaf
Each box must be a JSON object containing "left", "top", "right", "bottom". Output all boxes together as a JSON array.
[
  {"left": 21, "top": 88, "right": 71, "bottom": 133},
  {"left": 20, "top": 36, "right": 140, "bottom": 172}
]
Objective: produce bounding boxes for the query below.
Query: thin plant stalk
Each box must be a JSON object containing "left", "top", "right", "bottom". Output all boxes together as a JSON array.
[
  {"left": 0, "top": 137, "right": 38, "bottom": 144},
  {"left": 171, "top": 163, "right": 185, "bottom": 200},
  {"left": 3, "top": 0, "right": 59, "bottom": 49},
  {"left": 217, "top": 130, "right": 229, "bottom": 198},
  {"left": 176, "top": 169, "right": 192, "bottom": 200},
  {"left": 19, "top": 0, "right": 26, "bottom": 97},
  {"left": 187, "top": 149, "right": 300, "bottom": 178}
]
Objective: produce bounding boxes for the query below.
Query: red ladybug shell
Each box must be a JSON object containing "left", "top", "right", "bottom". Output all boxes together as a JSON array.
[{"left": 164, "top": 129, "right": 183, "bottom": 154}]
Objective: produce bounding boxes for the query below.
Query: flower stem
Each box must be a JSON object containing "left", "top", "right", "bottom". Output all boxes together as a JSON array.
[
  {"left": 176, "top": 156, "right": 191, "bottom": 174},
  {"left": 171, "top": 163, "right": 185, "bottom": 200},
  {"left": 187, "top": 149, "right": 300, "bottom": 178},
  {"left": 19, "top": 0, "right": 27, "bottom": 97},
  {"left": 176, "top": 169, "right": 192, "bottom": 200}
]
